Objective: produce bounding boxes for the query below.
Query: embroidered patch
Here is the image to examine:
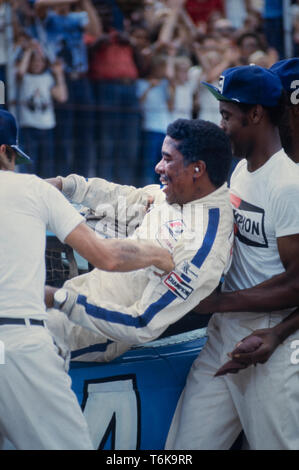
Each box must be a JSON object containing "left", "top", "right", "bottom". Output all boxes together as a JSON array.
[{"left": 164, "top": 272, "right": 194, "bottom": 300}]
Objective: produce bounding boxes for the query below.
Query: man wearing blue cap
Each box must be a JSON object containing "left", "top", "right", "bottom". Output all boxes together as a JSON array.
[
  {"left": 166, "top": 65, "right": 299, "bottom": 450},
  {"left": 214, "top": 59, "right": 299, "bottom": 391},
  {"left": 0, "top": 109, "right": 174, "bottom": 449}
]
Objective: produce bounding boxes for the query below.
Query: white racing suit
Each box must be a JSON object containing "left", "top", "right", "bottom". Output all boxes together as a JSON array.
[{"left": 46, "top": 175, "right": 233, "bottom": 363}]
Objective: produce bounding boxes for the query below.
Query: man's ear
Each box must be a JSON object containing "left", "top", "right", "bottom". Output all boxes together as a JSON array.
[
  {"left": 0, "top": 145, "right": 16, "bottom": 170},
  {"left": 193, "top": 161, "right": 206, "bottom": 179},
  {"left": 249, "top": 104, "right": 264, "bottom": 124}
]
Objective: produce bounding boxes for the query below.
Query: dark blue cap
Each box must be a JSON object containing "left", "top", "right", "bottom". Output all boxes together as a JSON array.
[
  {"left": 202, "top": 64, "right": 283, "bottom": 107},
  {"left": 0, "top": 110, "right": 31, "bottom": 164},
  {"left": 270, "top": 58, "right": 299, "bottom": 99}
]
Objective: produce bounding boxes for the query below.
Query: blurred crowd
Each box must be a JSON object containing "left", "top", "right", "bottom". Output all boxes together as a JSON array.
[{"left": 0, "top": 0, "right": 298, "bottom": 186}]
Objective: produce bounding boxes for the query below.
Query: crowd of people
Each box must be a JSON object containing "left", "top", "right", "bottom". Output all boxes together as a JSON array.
[{"left": 0, "top": 0, "right": 297, "bottom": 186}]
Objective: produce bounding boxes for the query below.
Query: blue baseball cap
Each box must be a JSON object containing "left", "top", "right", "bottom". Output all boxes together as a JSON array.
[
  {"left": 202, "top": 64, "right": 283, "bottom": 107},
  {"left": 270, "top": 58, "right": 299, "bottom": 98},
  {"left": 0, "top": 110, "right": 31, "bottom": 164}
]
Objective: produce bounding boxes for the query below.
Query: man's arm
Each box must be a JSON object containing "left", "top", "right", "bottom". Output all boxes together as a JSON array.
[
  {"left": 65, "top": 222, "right": 174, "bottom": 273},
  {"left": 45, "top": 175, "right": 157, "bottom": 211},
  {"left": 78, "top": 0, "right": 102, "bottom": 37},
  {"left": 195, "top": 233, "right": 299, "bottom": 314}
]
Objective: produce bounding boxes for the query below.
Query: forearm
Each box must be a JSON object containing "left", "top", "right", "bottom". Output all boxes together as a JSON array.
[
  {"left": 81, "top": 0, "right": 102, "bottom": 37},
  {"left": 95, "top": 239, "right": 167, "bottom": 272},
  {"left": 16, "top": 49, "right": 32, "bottom": 79},
  {"left": 179, "top": 8, "right": 198, "bottom": 39},
  {"left": 51, "top": 73, "right": 68, "bottom": 102},
  {"left": 65, "top": 223, "right": 173, "bottom": 273},
  {"left": 214, "top": 271, "right": 299, "bottom": 313},
  {"left": 57, "top": 174, "right": 139, "bottom": 209},
  {"left": 158, "top": 9, "right": 180, "bottom": 45}
]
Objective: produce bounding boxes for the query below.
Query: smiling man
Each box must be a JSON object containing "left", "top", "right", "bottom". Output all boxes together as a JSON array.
[{"left": 44, "top": 118, "right": 233, "bottom": 365}]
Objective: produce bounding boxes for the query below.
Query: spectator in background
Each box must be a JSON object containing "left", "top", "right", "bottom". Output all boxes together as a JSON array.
[
  {"left": 236, "top": 31, "right": 278, "bottom": 65},
  {"left": 236, "top": 31, "right": 264, "bottom": 64},
  {"left": 88, "top": 2, "right": 141, "bottom": 185},
  {"left": 211, "top": 17, "right": 236, "bottom": 39},
  {"left": 169, "top": 55, "right": 199, "bottom": 122},
  {"left": 130, "top": 24, "right": 152, "bottom": 78},
  {"left": 16, "top": 40, "right": 67, "bottom": 177},
  {"left": 192, "top": 34, "right": 239, "bottom": 125},
  {"left": 137, "top": 54, "right": 172, "bottom": 186},
  {"left": 195, "top": 50, "right": 223, "bottom": 125},
  {"left": 262, "top": 0, "right": 284, "bottom": 59},
  {"left": 34, "top": 0, "right": 101, "bottom": 177}
]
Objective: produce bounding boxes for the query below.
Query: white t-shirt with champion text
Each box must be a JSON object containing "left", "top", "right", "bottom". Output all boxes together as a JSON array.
[
  {"left": 0, "top": 172, "right": 84, "bottom": 319},
  {"left": 223, "top": 149, "right": 299, "bottom": 291}
]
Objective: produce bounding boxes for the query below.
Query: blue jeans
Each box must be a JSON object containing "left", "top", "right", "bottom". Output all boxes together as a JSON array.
[
  {"left": 54, "top": 76, "right": 94, "bottom": 177},
  {"left": 92, "top": 80, "right": 141, "bottom": 185},
  {"left": 139, "top": 130, "right": 165, "bottom": 187},
  {"left": 19, "top": 127, "right": 55, "bottom": 178}
]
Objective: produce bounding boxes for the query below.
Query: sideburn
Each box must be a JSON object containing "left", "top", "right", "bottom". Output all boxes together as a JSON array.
[{"left": 241, "top": 116, "right": 249, "bottom": 127}]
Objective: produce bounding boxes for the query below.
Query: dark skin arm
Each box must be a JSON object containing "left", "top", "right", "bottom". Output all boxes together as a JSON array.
[{"left": 194, "top": 233, "right": 299, "bottom": 314}]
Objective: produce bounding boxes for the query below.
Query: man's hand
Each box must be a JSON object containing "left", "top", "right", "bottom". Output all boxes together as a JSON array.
[
  {"left": 228, "top": 328, "right": 281, "bottom": 366},
  {"left": 152, "top": 247, "right": 174, "bottom": 274},
  {"left": 214, "top": 335, "right": 263, "bottom": 377},
  {"left": 46, "top": 177, "right": 63, "bottom": 191},
  {"left": 146, "top": 196, "right": 154, "bottom": 212},
  {"left": 44, "top": 285, "right": 58, "bottom": 309}
]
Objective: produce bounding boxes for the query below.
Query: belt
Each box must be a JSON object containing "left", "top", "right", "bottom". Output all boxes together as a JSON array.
[{"left": 0, "top": 318, "right": 45, "bottom": 326}]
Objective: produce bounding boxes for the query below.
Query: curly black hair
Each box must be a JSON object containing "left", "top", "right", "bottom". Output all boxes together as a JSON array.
[{"left": 166, "top": 118, "right": 233, "bottom": 188}]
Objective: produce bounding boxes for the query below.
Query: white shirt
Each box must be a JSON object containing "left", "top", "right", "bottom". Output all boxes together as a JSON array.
[
  {"left": 223, "top": 149, "right": 299, "bottom": 291},
  {"left": 19, "top": 72, "right": 56, "bottom": 129},
  {"left": 197, "top": 80, "right": 221, "bottom": 126},
  {"left": 136, "top": 79, "right": 171, "bottom": 133},
  {"left": 170, "top": 79, "right": 198, "bottom": 122},
  {"left": 0, "top": 172, "right": 84, "bottom": 318}
]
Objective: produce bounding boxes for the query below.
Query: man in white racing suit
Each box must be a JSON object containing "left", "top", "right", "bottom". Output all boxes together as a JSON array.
[{"left": 45, "top": 118, "right": 234, "bottom": 363}]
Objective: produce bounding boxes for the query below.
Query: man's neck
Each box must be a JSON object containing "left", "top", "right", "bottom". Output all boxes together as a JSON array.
[{"left": 245, "top": 127, "right": 282, "bottom": 172}]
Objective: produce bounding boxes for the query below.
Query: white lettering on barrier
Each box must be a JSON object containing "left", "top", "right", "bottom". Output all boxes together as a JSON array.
[
  {"left": 290, "top": 340, "right": 299, "bottom": 365},
  {"left": 82, "top": 375, "right": 140, "bottom": 449}
]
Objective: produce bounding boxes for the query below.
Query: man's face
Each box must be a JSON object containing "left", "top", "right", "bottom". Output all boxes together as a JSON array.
[
  {"left": 219, "top": 101, "right": 252, "bottom": 158},
  {"left": 155, "top": 136, "right": 195, "bottom": 205},
  {"left": 240, "top": 36, "right": 259, "bottom": 60}
]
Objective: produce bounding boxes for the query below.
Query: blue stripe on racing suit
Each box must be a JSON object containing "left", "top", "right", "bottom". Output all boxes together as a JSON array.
[
  {"left": 76, "top": 207, "right": 220, "bottom": 328},
  {"left": 71, "top": 340, "right": 113, "bottom": 359}
]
